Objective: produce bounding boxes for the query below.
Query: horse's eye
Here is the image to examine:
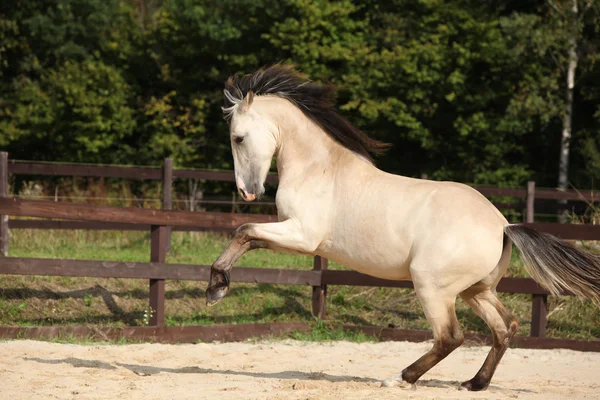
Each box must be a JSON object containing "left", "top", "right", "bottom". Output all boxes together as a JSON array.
[{"left": 234, "top": 136, "right": 244, "bottom": 144}]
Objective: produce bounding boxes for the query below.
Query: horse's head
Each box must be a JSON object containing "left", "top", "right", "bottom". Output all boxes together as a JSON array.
[
  {"left": 224, "top": 91, "right": 277, "bottom": 202},
  {"left": 222, "top": 64, "right": 390, "bottom": 202}
]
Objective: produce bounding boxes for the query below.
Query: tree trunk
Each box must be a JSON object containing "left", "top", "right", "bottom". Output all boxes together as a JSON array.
[
  {"left": 558, "top": 0, "right": 579, "bottom": 223},
  {"left": 188, "top": 179, "right": 202, "bottom": 212}
]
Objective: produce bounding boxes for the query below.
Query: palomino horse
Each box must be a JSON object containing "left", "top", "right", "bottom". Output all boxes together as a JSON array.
[{"left": 206, "top": 65, "right": 600, "bottom": 391}]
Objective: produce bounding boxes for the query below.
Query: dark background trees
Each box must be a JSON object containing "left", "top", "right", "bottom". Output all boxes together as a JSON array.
[{"left": 1, "top": 0, "right": 599, "bottom": 188}]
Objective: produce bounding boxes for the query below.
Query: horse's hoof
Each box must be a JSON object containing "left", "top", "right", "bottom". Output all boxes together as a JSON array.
[
  {"left": 206, "top": 285, "right": 229, "bottom": 306},
  {"left": 381, "top": 376, "right": 415, "bottom": 389},
  {"left": 459, "top": 379, "right": 488, "bottom": 391},
  {"left": 381, "top": 378, "right": 396, "bottom": 387}
]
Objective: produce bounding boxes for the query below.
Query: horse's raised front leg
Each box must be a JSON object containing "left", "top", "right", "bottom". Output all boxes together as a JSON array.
[
  {"left": 206, "top": 219, "right": 319, "bottom": 306},
  {"left": 206, "top": 237, "right": 268, "bottom": 306}
]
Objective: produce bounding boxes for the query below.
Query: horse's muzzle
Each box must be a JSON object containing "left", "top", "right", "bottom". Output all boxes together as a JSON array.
[
  {"left": 238, "top": 187, "right": 256, "bottom": 201},
  {"left": 236, "top": 176, "right": 260, "bottom": 202}
]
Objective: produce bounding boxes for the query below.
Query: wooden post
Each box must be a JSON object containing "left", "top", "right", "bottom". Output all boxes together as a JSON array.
[
  {"left": 0, "top": 152, "right": 8, "bottom": 256},
  {"left": 525, "top": 181, "right": 547, "bottom": 337},
  {"left": 312, "top": 255, "right": 328, "bottom": 319},
  {"left": 525, "top": 181, "right": 535, "bottom": 223},
  {"left": 149, "top": 225, "right": 167, "bottom": 326},
  {"left": 162, "top": 158, "right": 173, "bottom": 253},
  {"left": 530, "top": 294, "right": 548, "bottom": 337}
]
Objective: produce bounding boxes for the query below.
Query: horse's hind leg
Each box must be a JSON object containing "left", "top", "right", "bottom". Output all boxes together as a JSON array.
[
  {"left": 459, "top": 287, "right": 518, "bottom": 391},
  {"left": 382, "top": 291, "right": 464, "bottom": 387}
]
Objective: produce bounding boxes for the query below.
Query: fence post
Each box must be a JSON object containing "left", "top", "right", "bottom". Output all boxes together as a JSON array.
[
  {"left": 149, "top": 225, "right": 167, "bottom": 326},
  {"left": 162, "top": 158, "right": 173, "bottom": 253},
  {"left": 525, "top": 181, "right": 535, "bottom": 223},
  {"left": 312, "top": 256, "right": 328, "bottom": 319},
  {"left": 525, "top": 180, "right": 547, "bottom": 337},
  {"left": 530, "top": 294, "right": 548, "bottom": 337},
  {"left": 0, "top": 152, "right": 8, "bottom": 257}
]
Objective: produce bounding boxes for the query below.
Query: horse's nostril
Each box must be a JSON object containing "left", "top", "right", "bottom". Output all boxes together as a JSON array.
[{"left": 239, "top": 187, "right": 251, "bottom": 200}]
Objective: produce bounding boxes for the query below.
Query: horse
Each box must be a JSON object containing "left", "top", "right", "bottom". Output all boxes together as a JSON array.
[{"left": 206, "top": 64, "right": 600, "bottom": 391}]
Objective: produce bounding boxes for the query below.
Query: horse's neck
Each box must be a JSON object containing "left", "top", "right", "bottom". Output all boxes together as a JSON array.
[{"left": 274, "top": 107, "right": 359, "bottom": 186}]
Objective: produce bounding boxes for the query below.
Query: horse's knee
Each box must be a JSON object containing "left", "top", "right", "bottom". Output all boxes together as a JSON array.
[
  {"left": 494, "top": 319, "right": 518, "bottom": 349},
  {"left": 509, "top": 319, "right": 518, "bottom": 334},
  {"left": 442, "top": 329, "right": 465, "bottom": 353}
]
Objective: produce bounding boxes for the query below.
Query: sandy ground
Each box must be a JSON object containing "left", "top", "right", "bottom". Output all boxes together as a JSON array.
[{"left": 0, "top": 339, "right": 598, "bottom": 400}]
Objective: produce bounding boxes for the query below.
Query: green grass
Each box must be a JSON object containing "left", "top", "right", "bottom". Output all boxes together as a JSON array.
[
  {"left": 289, "top": 320, "right": 376, "bottom": 342},
  {"left": 45, "top": 335, "right": 146, "bottom": 345},
  {"left": 1, "top": 229, "right": 599, "bottom": 341}
]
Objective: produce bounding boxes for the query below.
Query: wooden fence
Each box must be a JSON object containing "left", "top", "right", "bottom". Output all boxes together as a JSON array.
[{"left": 0, "top": 154, "right": 599, "bottom": 348}]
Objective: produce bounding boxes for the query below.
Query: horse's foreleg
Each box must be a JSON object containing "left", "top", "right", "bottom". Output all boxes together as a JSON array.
[
  {"left": 206, "top": 220, "right": 318, "bottom": 306},
  {"left": 206, "top": 236, "right": 267, "bottom": 306},
  {"left": 383, "top": 291, "right": 464, "bottom": 388}
]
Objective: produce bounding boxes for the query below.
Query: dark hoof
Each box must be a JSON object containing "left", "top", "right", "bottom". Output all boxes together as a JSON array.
[
  {"left": 206, "top": 284, "right": 229, "bottom": 306},
  {"left": 459, "top": 379, "right": 489, "bottom": 391},
  {"left": 206, "top": 269, "right": 230, "bottom": 306}
]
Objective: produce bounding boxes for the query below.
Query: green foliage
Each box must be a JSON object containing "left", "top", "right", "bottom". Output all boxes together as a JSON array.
[
  {"left": 1, "top": 60, "right": 136, "bottom": 161},
  {"left": 135, "top": 92, "right": 208, "bottom": 166},
  {"left": 1, "top": 0, "right": 600, "bottom": 187},
  {"left": 580, "top": 135, "right": 600, "bottom": 182}
]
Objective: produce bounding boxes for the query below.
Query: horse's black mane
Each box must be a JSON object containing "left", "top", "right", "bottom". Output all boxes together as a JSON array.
[{"left": 223, "top": 64, "right": 390, "bottom": 161}]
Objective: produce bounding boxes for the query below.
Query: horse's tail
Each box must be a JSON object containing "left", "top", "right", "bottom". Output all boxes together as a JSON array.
[{"left": 504, "top": 224, "right": 600, "bottom": 304}]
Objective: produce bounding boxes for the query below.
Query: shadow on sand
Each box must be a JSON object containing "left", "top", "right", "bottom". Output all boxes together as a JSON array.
[
  {"left": 23, "top": 356, "right": 536, "bottom": 394},
  {"left": 24, "top": 356, "right": 377, "bottom": 383}
]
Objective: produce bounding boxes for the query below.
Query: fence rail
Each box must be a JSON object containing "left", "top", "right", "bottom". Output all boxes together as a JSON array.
[
  {"left": 1, "top": 154, "right": 599, "bottom": 346},
  {"left": 7, "top": 160, "right": 279, "bottom": 184},
  {"left": 9, "top": 158, "right": 599, "bottom": 200},
  {"left": 0, "top": 198, "right": 275, "bottom": 228}
]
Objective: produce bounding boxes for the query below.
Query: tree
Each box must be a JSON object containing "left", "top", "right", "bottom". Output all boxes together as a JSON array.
[
  {"left": 2, "top": 0, "right": 600, "bottom": 193},
  {"left": 0, "top": 0, "right": 141, "bottom": 162},
  {"left": 547, "top": 0, "right": 596, "bottom": 193},
  {"left": 1, "top": 60, "right": 136, "bottom": 162}
]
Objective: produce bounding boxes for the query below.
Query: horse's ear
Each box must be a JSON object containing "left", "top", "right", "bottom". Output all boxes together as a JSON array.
[{"left": 240, "top": 90, "right": 254, "bottom": 113}]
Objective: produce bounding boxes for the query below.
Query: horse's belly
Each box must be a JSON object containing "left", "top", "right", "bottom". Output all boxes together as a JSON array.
[
  {"left": 346, "top": 260, "right": 411, "bottom": 281},
  {"left": 318, "top": 242, "right": 411, "bottom": 281}
]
